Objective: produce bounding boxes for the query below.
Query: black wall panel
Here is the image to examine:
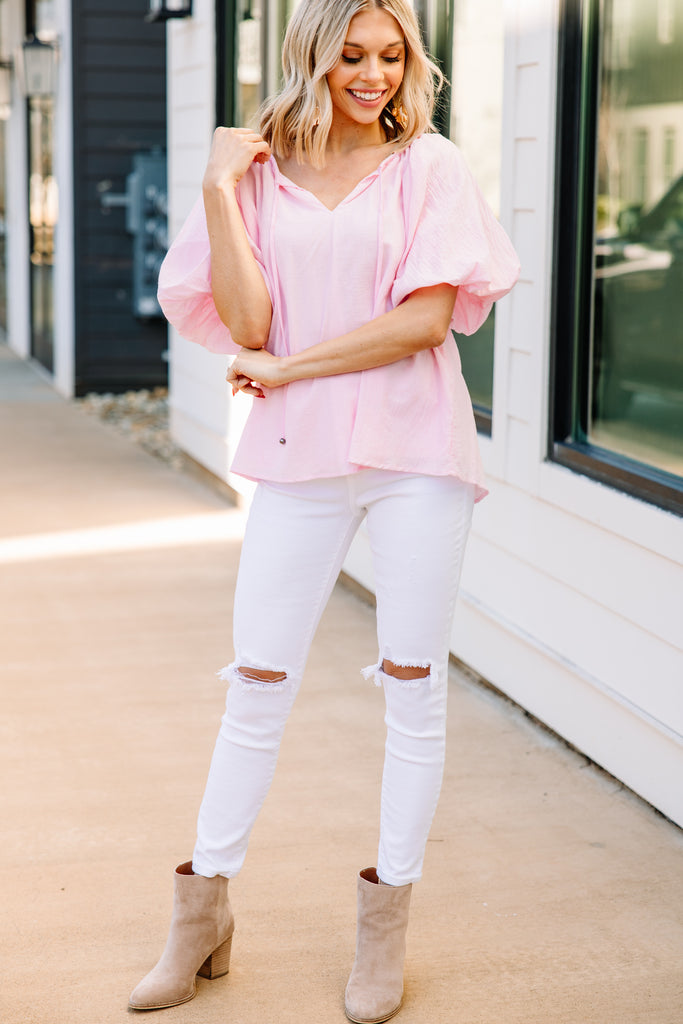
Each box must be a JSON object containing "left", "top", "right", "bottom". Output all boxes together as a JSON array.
[{"left": 72, "top": 0, "right": 167, "bottom": 394}]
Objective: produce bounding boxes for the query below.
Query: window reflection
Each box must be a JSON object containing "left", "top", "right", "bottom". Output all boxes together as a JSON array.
[
  {"left": 34, "top": 0, "right": 58, "bottom": 41},
  {"left": 592, "top": 0, "right": 683, "bottom": 479},
  {"left": 0, "top": 117, "right": 5, "bottom": 333},
  {"left": 29, "top": 98, "right": 57, "bottom": 263},
  {"left": 235, "top": 0, "right": 263, "bottom": 128},
  {"left": 28, "top": 95, "right": 56, "bottom": 371},
  {"left": 0, "top": 15, "right": 6, "bottom": 334}
]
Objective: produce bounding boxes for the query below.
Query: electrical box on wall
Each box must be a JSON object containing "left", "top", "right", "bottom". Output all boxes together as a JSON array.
[
  {"left": 127, "top": 151, "right": 168, "bottom": 318},
  {"left": 101, "top": 150, "right": 168, "bottom": 318}
]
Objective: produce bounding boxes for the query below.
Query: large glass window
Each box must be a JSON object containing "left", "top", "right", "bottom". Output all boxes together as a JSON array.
[
  {"left": 416, "top": 0, "right": 504, "bottom": 433},
  {"left": 235, "top": 0, "right": 264, "bottom": 128},
  {"left": 28, "top": 95, "right": 56, "bottom": 371},
  {"left": 0, "top": 9, "right": 7, "bottom": 337},
  {"left": 218, "top": 1, "right": 294, "bottom": 127},
  {"left": 553, "top": 0, "right": 683, "bottom": 513},
  {"left": 449, "top": 0, "right": 503, "bottom": 430},
  {"left": 27, "top": 0, "right": 58, "bottom": 372},
  {"left": 0, "top": 116, "right": 6, "bottom": 336}
]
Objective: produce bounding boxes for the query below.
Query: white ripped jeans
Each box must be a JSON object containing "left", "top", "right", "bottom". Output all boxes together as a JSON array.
[{"left": 192, "top": 470, "right": 474, "bottom": 886}]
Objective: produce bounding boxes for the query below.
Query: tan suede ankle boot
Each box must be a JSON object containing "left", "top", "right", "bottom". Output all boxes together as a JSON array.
[
  {"left": 345, "top": 867, "right": 412, "bottom": 1024},
  {"left": 129, "top": 861, "right": 235, "bottom": 1011}
]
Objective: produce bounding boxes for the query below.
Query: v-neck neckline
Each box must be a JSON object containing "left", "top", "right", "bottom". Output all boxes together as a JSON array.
[{"left": 271, "top": 146, "right": 405, "bottom": 212}]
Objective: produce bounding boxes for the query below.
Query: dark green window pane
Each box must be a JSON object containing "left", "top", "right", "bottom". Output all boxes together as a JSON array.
[
  {"left": 454, "top": 310, "right": 495, "bottom": 412},
  {"left": 589, "top": 0, "right": 683, "bottom": 479}
]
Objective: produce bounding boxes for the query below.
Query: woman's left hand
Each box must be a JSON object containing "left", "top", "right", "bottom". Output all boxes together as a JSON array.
[{"left": 227, "top": 347, "right": 289, "bottom": 398}]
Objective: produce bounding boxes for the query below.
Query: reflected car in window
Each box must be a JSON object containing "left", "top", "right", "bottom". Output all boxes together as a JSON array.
[{"left": 593, "top": 173, "right": 683, "bottom": 418}]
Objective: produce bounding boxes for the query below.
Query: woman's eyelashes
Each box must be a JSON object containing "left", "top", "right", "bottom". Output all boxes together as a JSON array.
[{"left": 341, "top": 54, "right": 403, "bottom": 64}]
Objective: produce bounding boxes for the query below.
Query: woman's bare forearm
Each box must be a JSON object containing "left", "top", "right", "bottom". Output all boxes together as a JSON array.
[
  {"left": 227, "top": 285, "right": 458, "bottom": 395},
  {"left": 203, "top": 183, "right": 272, "bottom": 349},
  {"left": 280, "top": 284, "right": 457, "bottom": 382}
]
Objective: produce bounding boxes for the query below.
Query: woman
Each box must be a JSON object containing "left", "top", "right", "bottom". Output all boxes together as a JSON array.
[{"left": 129, "top": 0, "right": 519, "bottom": 1020}]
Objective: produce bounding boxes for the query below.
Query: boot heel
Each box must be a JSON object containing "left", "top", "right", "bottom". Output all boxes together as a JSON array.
[{"left": 198, "top": 933, "right": 233, "bottom": 980}]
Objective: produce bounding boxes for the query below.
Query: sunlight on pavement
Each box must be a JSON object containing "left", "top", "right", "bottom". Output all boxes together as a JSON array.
[{"left": 0, "top": 510, "right": 247, "bottom": 564}]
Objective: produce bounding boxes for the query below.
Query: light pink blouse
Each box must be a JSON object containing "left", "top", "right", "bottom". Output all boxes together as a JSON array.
[{"left": 158, "top": 133, "right": 519, "bottom": 501}]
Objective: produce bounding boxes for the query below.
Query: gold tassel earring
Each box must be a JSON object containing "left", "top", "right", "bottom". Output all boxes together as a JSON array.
[{"left": 390, "top": 98, "right": 408, "bottom": 129}]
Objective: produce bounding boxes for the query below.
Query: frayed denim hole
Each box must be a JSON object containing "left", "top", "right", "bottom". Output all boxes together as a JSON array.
[
  {"left": 361, "top": 662, "right": 385, "bottom": 688},
  {"left": 217, "top": 662, "right": 289, "bottom": 694},
  {"left": 361, "top": 660, "right": 441, "bottom": 690}
]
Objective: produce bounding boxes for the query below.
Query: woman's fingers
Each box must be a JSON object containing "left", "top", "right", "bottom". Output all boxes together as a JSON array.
[
  {"left": 204, "top": 127, "right": 272, "bottom": 189},
  {"left": 228, "top": 347, "right": 281, "bottom": 395},
  {"left": 234, "top": 380, "right": 265, "bottom": 398},
  {"left": 227, "top": 370, "right": 265, "bottom": 399}
]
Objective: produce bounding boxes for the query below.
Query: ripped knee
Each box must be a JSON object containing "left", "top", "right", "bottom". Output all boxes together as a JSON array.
[
  {"left": 382, "top": 659, "right": 430, "bottom": 681},
  {"left": 237, "top": 666, "right": 287, "bottom": 684}
]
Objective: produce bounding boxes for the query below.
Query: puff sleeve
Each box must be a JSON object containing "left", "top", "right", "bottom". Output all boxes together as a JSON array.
[
  {"left": 157, "top": 169, "right": 269, "bottom": 354},
  {"left": 391, "top": 134, "right": 520, "bottom": 336}
]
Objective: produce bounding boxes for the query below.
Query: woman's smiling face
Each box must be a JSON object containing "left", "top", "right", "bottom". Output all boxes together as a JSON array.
[{"left": 326, "top": 8, "right": 406, "bottom": 131}]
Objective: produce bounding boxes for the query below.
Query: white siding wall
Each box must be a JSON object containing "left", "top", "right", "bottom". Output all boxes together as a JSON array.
[
  {"left": 166, "top": 0, "right": 254, "bottom": 497},
  {"left": 3, "top": 0, "right": 73, "bottom": 391},
  {"left": 166, "top": 0, "right": 683, "bottom": 826},
  {"left": 441, "top": 0, "right": 683, "bottom": 827}
]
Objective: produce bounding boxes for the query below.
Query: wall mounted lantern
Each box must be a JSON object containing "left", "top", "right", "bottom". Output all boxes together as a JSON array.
[
  {"left": 146, "top": 0, "right": 193, "bottom": 21},
  {"left": 20, "top": 36, "right": 59, "bottom": 98},
  {"left": 0, "top": 60, "right": 12, "bottom": 120}
]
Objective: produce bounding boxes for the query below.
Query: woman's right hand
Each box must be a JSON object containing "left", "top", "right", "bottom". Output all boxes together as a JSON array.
[{"left": 202, "top": 127, "right": 272, "bottom": 193}]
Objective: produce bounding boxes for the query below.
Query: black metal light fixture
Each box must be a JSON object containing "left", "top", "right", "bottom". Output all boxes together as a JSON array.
[
  {"left": 20, "top": 36, "right": 59, "bottom": 98},
  {"left": 0, "top": 59, "right": 12, "bottom": 120},
  {"left": 146, "top": 0, "right": 193, "bottom": 22}
]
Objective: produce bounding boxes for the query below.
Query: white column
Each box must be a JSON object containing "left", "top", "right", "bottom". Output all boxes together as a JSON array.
[
  {"left": 52, "top": 0, "right": 75, "bottom": 396},
  {"left": 167, "top": 0, "right": 253, "bottom": 496}
]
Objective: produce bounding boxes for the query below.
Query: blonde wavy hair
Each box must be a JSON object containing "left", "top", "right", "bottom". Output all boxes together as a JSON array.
[{"left": 258, "top": 0, "right": 444, "bottom": 167}]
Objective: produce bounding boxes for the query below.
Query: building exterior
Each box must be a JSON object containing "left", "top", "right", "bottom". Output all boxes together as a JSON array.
[
  {"left": 163, "top": 0, "right": 683, "bottom": 829},
  {"left": 0, "top": 0, "right": 168, "bottom": 395},
  {"left": 2, "top": 1, "right": 680, "bottom": 828}
]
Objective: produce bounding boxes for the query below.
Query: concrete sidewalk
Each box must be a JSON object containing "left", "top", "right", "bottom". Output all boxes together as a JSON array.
[{"left": 1, "top": 344, "right": 682, "bottom": 1024}]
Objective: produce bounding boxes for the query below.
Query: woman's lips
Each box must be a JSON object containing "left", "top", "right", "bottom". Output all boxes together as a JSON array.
[{"left": 347, "top": 89, "right": 388, "bottom": 107}]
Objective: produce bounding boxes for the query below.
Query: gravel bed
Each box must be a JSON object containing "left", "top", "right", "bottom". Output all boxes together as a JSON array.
[{"left": 75, "top": 388, "right": 185, "bottom": 470}]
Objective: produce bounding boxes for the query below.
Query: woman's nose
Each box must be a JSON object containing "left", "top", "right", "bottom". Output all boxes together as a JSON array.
[{"left": 360, "top": 59, "right": 383, "bottom": 83}]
